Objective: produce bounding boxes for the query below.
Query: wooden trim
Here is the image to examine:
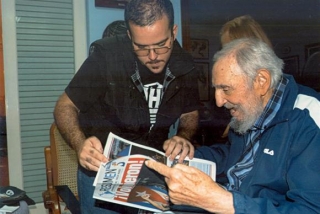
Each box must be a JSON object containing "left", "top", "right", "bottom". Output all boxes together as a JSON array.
[
  {"left": 181, "top": 0, "right": 191, "bottom": 52},
  {"left": 95, "top": 0, "right": 129, "bottom": 9},
  {"left": 50, "top": 123, "right": 59, "bottom": 186},
  {"left": 0, "top": 0, "right": 5, "bottom": 117}
]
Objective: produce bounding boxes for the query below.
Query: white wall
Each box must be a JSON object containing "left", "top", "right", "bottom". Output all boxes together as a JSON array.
[
  {"left": 2, "top": 0, "right": 86, "bottom": 213},
  {"left": 1, "top": 1, "right": 181, "bottom": 213}
]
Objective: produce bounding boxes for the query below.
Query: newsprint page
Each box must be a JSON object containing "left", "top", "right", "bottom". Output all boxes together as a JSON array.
[{"left": 93, "top": 133, "right": 216, "bottom": 213}]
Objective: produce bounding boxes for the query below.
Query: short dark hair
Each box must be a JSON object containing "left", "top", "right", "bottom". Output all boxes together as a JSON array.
[{"left": 124, "top": 0, "right": 174, "bottom": 32}]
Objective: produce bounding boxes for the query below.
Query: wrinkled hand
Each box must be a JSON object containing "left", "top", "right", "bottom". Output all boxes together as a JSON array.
[
  {"left": 76, "top": 136, "right": 108, "bottom": 171},
  {"left": 163, "top": 136, "right": 194, "bottom": 163},
  {"left": 145, "top": 160, "right": 234, "bottom": 213}
]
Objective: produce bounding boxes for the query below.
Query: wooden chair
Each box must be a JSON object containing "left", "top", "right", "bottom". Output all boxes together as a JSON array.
[{"left": 42, "top": 123, "right": 79, "bottom": 214}]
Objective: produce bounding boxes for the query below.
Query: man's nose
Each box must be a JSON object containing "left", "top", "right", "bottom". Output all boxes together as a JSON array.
[
  {"left": 148, "top": 49, "right": 158, "bottom": 60},
  {"left": 215, "top": 90, "right": 226, "bottom": 107}
]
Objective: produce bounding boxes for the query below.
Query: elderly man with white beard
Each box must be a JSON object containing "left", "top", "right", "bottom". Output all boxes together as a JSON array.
[{"left": 146, "top": 38, "right": 320, "bottom": 214}]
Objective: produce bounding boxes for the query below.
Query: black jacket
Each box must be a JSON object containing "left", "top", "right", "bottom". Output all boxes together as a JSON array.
[{"left": 66, "top": 35, "right": 200, "bottom": 150}]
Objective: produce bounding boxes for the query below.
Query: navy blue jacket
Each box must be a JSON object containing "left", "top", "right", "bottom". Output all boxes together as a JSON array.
[{"left": 195, "top": 75, "right": 320, "bottom": 213}]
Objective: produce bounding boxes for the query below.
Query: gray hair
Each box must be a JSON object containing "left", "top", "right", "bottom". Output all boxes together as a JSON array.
[{"left": 213, "top": 38, "right": 283, "bottom": 89}]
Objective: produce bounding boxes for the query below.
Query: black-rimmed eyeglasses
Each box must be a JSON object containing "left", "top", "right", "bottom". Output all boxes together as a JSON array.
[{"left": 133, "top": 39, "right": 172, "bottom": 57}]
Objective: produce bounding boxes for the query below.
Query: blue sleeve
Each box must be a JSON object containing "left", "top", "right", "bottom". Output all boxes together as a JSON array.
[
  {"left": 195, "top": 144, "right": 231, "bottom": 175},
  {"left": 232, "top": 189, "right": 319, "bottom": 214}
]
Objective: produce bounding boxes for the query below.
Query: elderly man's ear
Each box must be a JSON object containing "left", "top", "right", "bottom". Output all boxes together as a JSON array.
[{"left": 255, "top": 69, "right": 271, "bottom": 97}]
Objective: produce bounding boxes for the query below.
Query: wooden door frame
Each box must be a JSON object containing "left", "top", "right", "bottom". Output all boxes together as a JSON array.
[
  {"left": 0, "top": 0, "right": 5, "bottom": 117},
  {"left": 181, "top": 0, "right": 191, "bottom": 52}
]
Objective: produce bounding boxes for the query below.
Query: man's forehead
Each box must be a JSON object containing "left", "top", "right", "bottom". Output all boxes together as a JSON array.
[
  {"left": 212, "top": 56, "right": 243, "bottom": 86},
  {"left": 129, "top": 20, "right": 171, "bottom": 45},
  {"left": 213, "top": 56, "right": 233, "bottom": 74},
  {"left": 133, "top": 37, "right": 169, "bottom": 47}
]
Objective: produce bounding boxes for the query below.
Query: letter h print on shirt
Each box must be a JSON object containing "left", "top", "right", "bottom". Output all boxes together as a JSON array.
[{"left": 143, "top": 83, "right": 163, "bottom": 127}]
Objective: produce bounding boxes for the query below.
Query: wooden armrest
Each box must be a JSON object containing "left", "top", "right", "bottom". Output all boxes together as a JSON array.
[
  {"left": 43, "top": 146, "right": 61, "bottom": 214},
  {"left": 42, "top": 189, "right": 61, "bottom": 214}
]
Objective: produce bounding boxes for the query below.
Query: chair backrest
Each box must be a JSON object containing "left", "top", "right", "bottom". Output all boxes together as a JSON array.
[
  {"left": 49, "top": 123, "right": 78, "bottom": 197},
  {"left": 301, "top": 51, "right": 320, "bottom": 91}
]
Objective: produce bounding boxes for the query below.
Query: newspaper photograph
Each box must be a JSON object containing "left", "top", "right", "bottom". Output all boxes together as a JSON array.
[{"left": 93, "top": 132, "right": 216, "bottom": 212}]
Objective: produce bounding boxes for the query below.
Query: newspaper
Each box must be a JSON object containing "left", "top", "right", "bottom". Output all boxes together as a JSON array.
[{"left": 93, "top": 132, "right": 216, "bottom": 213}]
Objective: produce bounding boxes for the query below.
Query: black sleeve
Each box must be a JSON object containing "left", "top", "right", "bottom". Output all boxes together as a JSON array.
[
  {"left": 182, "top": 67, "right": 201, "bottom": 114},
  {"left": 65, "top": 48, "right": 107, "bottom": 112}
]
